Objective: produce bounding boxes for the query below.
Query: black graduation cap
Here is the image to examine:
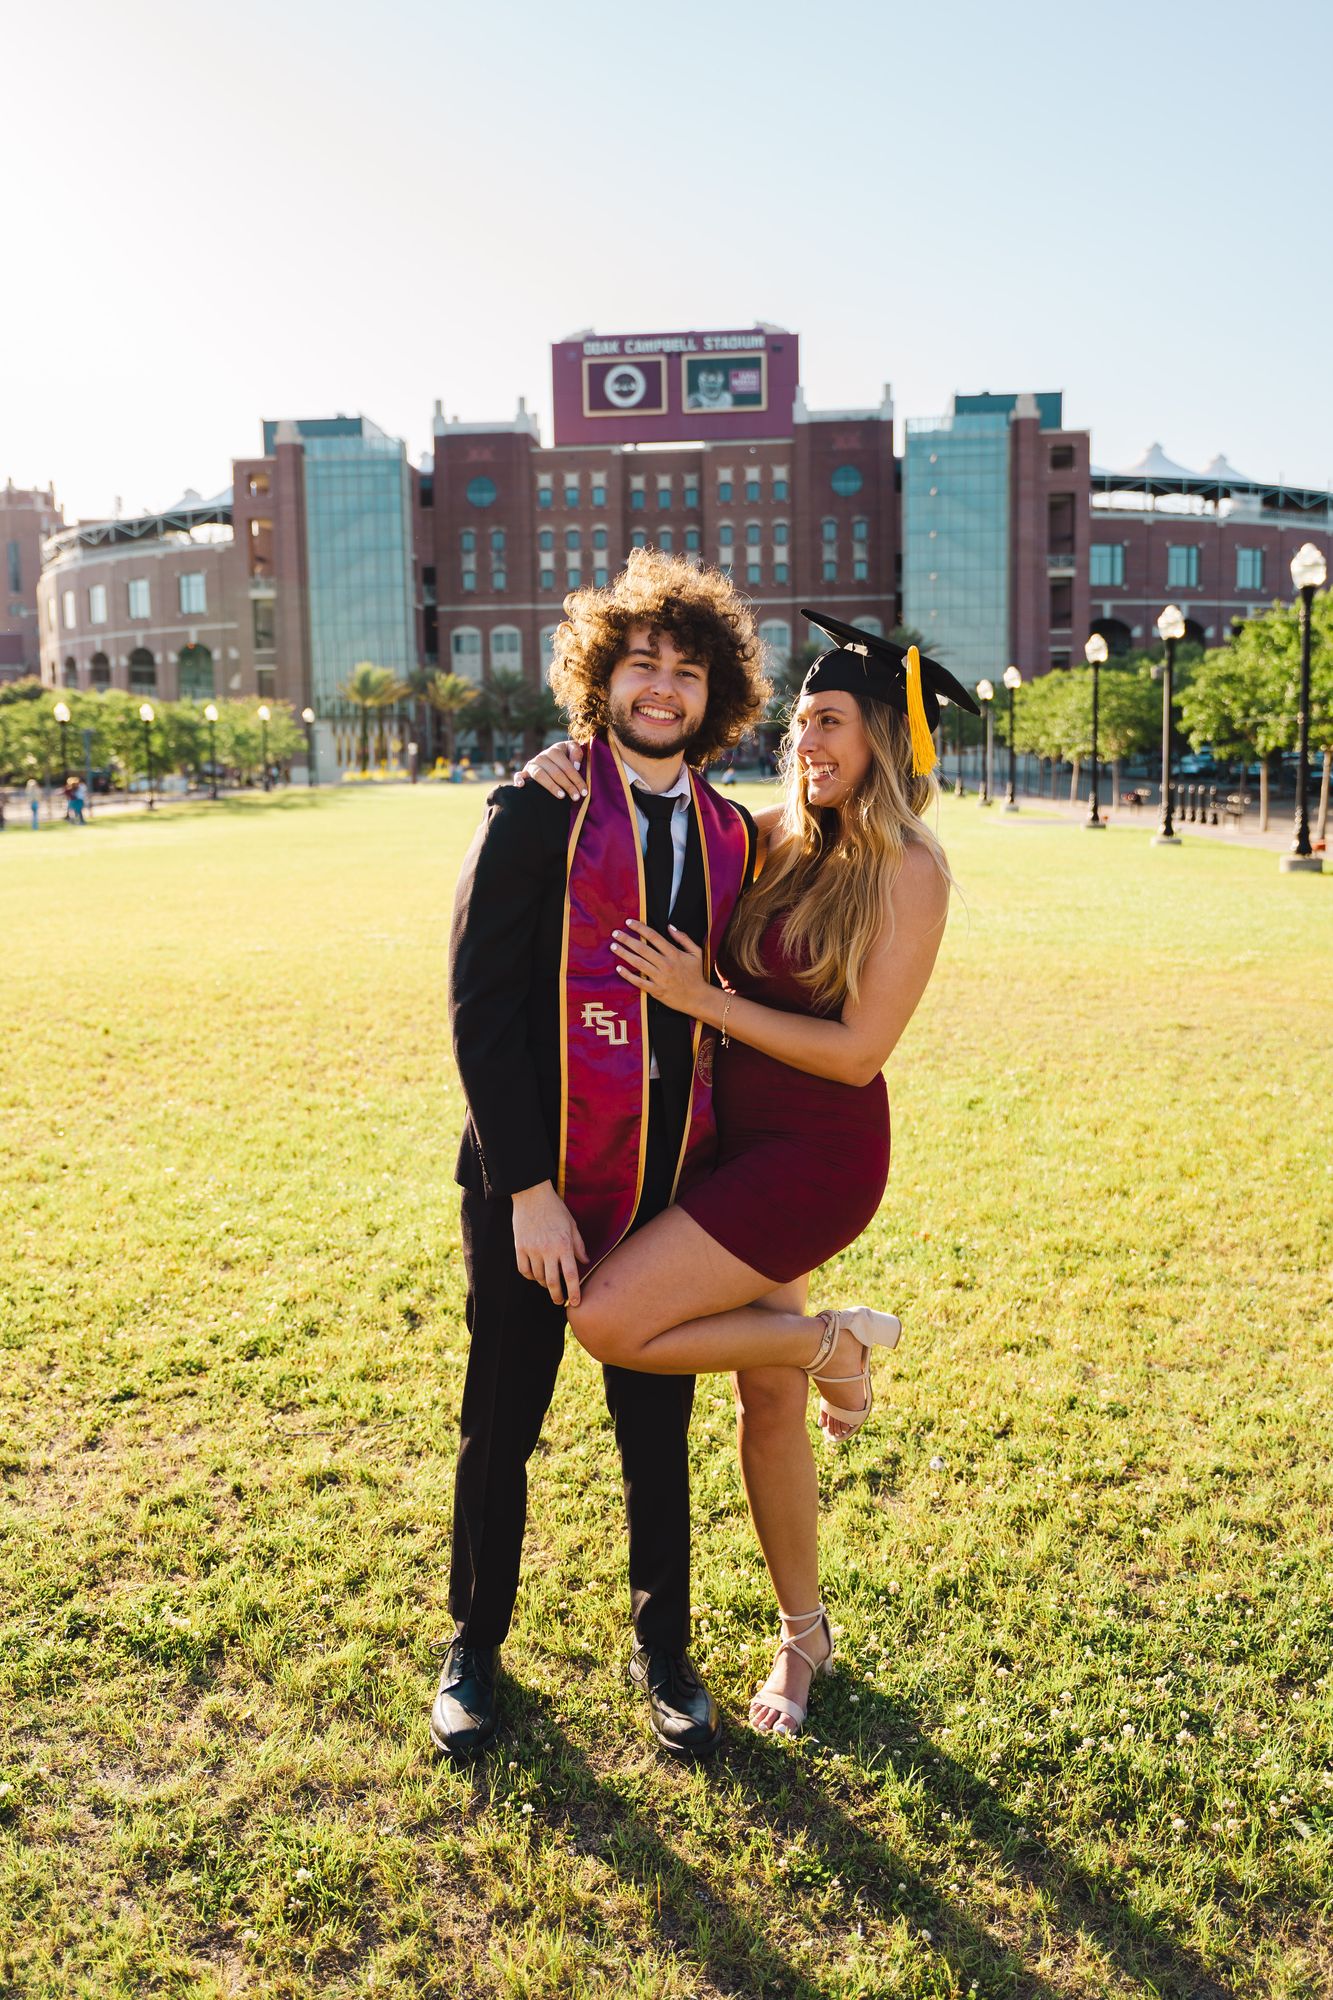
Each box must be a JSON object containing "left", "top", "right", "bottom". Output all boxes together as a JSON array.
[{"left": 799, "top": 607, "right": 981, "bottom": 776}]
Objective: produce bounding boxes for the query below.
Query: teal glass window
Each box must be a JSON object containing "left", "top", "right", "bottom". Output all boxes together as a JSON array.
[
  {"left": 685, "top": 529, "right": 701, "bottom": 551},
  {"left": 831, "top": 465, "right": 863, "bottom": 497},
  {"left": 566, "top": 529, "right": 581, "bottom": 551},
  {"left": 592, "top": 484, "right": 606, "bottom": 506},
  {"left": 745, "top": 480, "right": 760, "bottom": 502},
  {"left": 853, "top": 559, "right": 868, "bottom": 581},
  {"left": 564, "top": 485, "right": 578, "bottom": 506},
  {"left": 658, "top": 530, "right": 673, "bottom": 552},
  {"left": 567, "top": 567, "right": 581, "bottom": 588},
  {"left": 773, "top": 479, "right": 789, "bottom": 501},
  {"left": 490, "top": 528, "right": 506, "bottom": 552},
  {"left": 717, "top": 480, "right": 733, "bottom": 502},
  {"left": 492, "top": 569, "right": 507, "bottom": 591},
  {"left": 1167, "top": 544, "right": 1200, "bottom": 588},
  {"left": 657, "top": 489, "right": 671, "bottom": 510},
  {"left": 746, "top": 522, "right": 762, "bottom": 546},
  {"left": 684, "top": 484, "right": 699, "bottom": 508},
  {"left": 630, "top": 491, "right": 645, "bottom": 510},
  {"left": 774, "top": 522, "right": 789, "bottom": 546},
  {"left": 1236, "top": 547, "right": 1264, "bottom": 590},
  {"left": 822, "top": 560, "right": 837, "bottom": 582},
  {"left": 466, "top": 476, "right": 497, "bottom": 507},
  {"left": 746, "top": 563, "right": 762, "bottom": 584},
  {"left": 774, "top": 562, "right": 789, "bottom": 584},
  {"left": 719, "top": 524, "right": 734, "bottom": 546},
  {"left": 462, "top": 573, "right": 476, "bottom": 593},
  {"left": 538, "top": 529, "right": 554, "bottom": 552},
  {"left": 540, "top": 568, "right": 555, "bottom": 590},
  {"left": 631, "top": 530, "right": 647, "bottom": 549},
  {"left": 537, "top": 488, "right": 553, "bottom": 509},
  {"left": 461, "top": 529, "right": 476, "bottom": 553},
  {"left": 594, "top": 567, "right": 609, "bottom": 587},
  {"left": 593, "top": 527, "right": 608, "bottom": 550},
  {"left": 1089, "top": 544, "right": 1124, "bottom": 586},
  {"left": 822, "top": 519, "right": 837, "bottom": 544}
]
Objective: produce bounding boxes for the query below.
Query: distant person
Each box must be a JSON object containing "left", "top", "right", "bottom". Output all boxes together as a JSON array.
[
  {"left": 72, "top": 780, "right": 88, "bottom": 825},
  {"left": 0, "top": 785, "right": 8, "bottom": 831},
  {"left": 26, "top": 778, "right": 40, "bottom": 830}
]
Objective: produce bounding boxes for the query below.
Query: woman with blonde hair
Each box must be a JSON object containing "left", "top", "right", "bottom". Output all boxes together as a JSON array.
[{"left": 519, "top": 606, "right": 976, "bottom": 1735}]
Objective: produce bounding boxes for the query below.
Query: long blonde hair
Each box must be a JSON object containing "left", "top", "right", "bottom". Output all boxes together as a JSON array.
[{"left": 726, "top": 697, "right": 953, "bottom": 1010}]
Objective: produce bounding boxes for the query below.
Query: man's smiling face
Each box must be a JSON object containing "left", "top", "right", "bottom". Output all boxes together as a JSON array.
[{"left": 606, "top": 624, "right": 710, "bottom": 761}]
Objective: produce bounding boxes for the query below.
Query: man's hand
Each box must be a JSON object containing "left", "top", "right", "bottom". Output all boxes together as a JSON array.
[{"left": 511, "top": 1180, "right": 588, "bottom": 1307}]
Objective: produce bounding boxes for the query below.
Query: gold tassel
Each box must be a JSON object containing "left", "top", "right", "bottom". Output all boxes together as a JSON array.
[{"left": 905, "top": 646, "right": 937, "bottom": 777}]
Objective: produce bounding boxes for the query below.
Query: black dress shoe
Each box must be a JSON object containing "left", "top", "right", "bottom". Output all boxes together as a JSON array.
[
  {"left": 629, "top": 1644, "right": 722, "bottom": 1760},
  {"left": 429, "top": 1640, "right": 500, "bottom": 1758}
]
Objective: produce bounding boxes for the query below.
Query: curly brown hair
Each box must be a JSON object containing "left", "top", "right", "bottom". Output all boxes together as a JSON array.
[{"left": 548, "top": 548, "right": 770, "bottom": 766}]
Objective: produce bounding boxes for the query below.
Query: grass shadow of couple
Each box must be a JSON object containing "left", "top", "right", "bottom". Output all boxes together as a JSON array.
[{"left": 461, "top": 1674, "right": 1234, "bottom": 2000}]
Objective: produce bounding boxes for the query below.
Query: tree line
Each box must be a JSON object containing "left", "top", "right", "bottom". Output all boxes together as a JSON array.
[
  {"left": 986, "top": 593, "right": 1333, "bottom": 829},
  {"left": 0, "top": 683, "right": 305, "bottom": 787}
]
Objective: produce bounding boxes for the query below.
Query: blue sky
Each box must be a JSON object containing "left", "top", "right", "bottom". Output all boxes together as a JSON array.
[{"left": 9, "top": 0, "right": 1331, "bottom": 520}]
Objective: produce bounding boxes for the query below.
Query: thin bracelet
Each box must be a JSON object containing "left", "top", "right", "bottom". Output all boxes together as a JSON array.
[{"left": 720, "top": 993, "right": 734, "bottom": 1048}]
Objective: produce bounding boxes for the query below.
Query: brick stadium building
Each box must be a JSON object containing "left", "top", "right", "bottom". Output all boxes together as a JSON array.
[
  {"left": 23, "top": 324, "right": 1333, "bottom": 773},
  {"left": 2, "top": 481, "right": 63, "bottom": 680}
]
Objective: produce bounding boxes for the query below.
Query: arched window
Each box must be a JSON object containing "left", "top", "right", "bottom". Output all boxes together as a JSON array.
[
  {"left": 490, "top": 625, "right": 522, "bottom": 672},
  {"left": 718, "top": 523, "right": 734, "bottom": 547},
  {"left": 450, "top": 626, "right": 483, "bottom": 683},
  {"left": 1091, "top": 616, "right": 1133, "bottom": 655},
  {"left": 821, "top": 518, "right": 837, "bottom": 544},
  {"left": 178, "top": 643, "right": 215, "bottom": 700},
  {"left": 129, "top": 647, "right": 156, "bottom": 693},
  {"left": 63, "top": 657, "right": 78, "bottom": 687},
  {"left": 745, "top": 521, "right": 762, "bottom": 547},
  {"left": 758, "top": 619, "right": 791, "bottom": 675},
  {"left": 90, "top": 652, "right": 111, "bottom": 689},
  {"left": 773, "top": 520, "right": 789, "bottom": 546}
]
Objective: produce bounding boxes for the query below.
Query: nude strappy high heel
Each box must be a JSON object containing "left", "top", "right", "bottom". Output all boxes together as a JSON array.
[
  {"left": 748, "top": 1606, "right": 834, "bottom": 1736},
  {"left": 804, "top": 1306, "right": 902, "bottom": 1441}
]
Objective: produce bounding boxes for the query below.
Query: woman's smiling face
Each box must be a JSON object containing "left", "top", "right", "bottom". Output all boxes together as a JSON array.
[{"left": 792, "top": 688, "right": 872, "bottom": 808}]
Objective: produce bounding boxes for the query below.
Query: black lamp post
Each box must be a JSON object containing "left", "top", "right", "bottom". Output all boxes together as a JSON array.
[
  {"left": 1153, "top": 605, "right": 1185, "bottom": 845},
  {"left": 1283, "top": 542, "right": 1327, "bottom": 874},
  {"left": 976, "top": 679, "right": 994, "bottom": 805},
  {"left": 302, "top": 706, "right": 317, "bottom": 786},
  {"left": 53, "top": 700, "right": 71, "bottom": 790},
  {"left": 1084, "top": 633, "right": 1108, "bottom": 829},
  {"left": 139, "top": 702, "right": 155, "bottom": 811},
  {"left": 1003, "top": 665, "right": 1022, "bottom": 810},
  {"left": 258, "top": 704, "right": 271, "bottom": 791},
  {"left": 204, "top": 704, "right": 219, "bottom": 800}
]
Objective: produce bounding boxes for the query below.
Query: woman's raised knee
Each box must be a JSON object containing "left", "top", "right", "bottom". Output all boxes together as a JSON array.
[{"left": 734, "top": 1366, "right": 808, "bottom": 1431}]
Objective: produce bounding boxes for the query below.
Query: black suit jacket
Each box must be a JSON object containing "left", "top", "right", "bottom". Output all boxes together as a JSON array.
[{"left": 449, "top": 777, "right": 756, "bottom": 1202}]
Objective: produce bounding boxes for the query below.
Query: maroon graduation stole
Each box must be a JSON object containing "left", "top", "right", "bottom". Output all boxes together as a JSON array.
[{"left": 558, "top": 733, "right": 752, "bottom": 1273}]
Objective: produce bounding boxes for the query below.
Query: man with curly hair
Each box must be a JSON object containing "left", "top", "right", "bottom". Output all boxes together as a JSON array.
[{"left": 435, "top": 551, "right": 768, "bottom": 1760}]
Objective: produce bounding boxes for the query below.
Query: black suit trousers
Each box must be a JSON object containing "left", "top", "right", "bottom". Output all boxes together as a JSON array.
[{"left": 449, "top": 1085, "right": 695, "bottom": 1653}]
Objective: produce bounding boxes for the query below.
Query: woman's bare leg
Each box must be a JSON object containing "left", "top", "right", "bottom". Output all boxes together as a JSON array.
[
  {"left": 566, "top": 1208, "right": 873, "bottom": 1420},
  {"left": 731, "top": 1278, "right": 833, "bottom": 1728}
]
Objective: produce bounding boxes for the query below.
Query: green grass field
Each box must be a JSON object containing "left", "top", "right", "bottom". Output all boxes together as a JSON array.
[{"left": 1, "top": 786, "right": 1330, "bottom": 2000}]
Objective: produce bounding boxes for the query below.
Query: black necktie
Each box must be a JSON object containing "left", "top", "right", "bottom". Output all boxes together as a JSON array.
[{"left": 638, "top": 790, "right": 677, "bottom": 935}]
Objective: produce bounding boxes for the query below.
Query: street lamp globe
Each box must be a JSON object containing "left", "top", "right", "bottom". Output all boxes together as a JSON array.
[
  {"left": 204, "top": 703, "right": 218, "bottom": 723},
  {"left": 302, "top": 707, "right": 315, "bottom": 725},
  {"left": 1084, "top": 634, "right": 1109, "bottom": 666},
  {"left": 1156, "top": 604, "right": 1187, "bottom": 643},
  {"left": 139, "top": 703, "right": 155, "bottom": 724},
  {"left": 976, "top": 679, "right": 994, "bottom": 703},
  {"left": 1291, "top": 543, "right": 1328, "bottom": 592},
  {"left": 257, "top": 704, "right": 271, "bottom": 723},
  {"left": 53, "top": 700, "right": 71, "bottom": 724},
  {"left": 1003, "top": 665, "right": 1022, "bottom": 691}
]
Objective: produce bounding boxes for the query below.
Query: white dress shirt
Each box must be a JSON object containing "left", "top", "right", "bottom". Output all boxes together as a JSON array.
[{"left": 628, "top": 764, "right": 692, "bottom": 1080}]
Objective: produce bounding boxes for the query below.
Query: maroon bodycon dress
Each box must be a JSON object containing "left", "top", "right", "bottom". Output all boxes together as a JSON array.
[{"left": 676, "top": 913, "right": 891, "bottom": 1284}]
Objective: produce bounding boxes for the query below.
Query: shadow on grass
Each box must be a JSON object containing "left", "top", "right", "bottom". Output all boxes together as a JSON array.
[
  {"left": 737, "top": 1680, "right": 1234, "bottom": 2000},
  {"left": 461, "top": 1679, "right": 1199, "bottom": 2000}
]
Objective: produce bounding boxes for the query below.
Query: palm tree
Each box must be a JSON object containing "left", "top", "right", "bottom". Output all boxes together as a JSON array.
[
  {"left": 342, "top": 662, "right": 407, "bottom": 773},
  {"left": 425, "top": 672, "right": 480, "bottom": 764},
  {"left": 472, "top": 667, "right": 531, "bottom": 768}
]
